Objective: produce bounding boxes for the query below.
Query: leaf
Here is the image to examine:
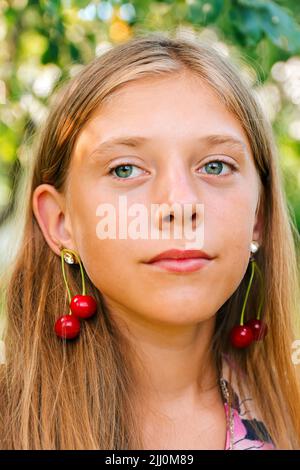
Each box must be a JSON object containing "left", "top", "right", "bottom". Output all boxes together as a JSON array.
[
  {"left": 0, "top": 124, "right": 17, "bottom": 163},
  {"left": 3, "top": 6, "right": 17, "bottom": 25},
  {"left": 69, "top": 43, "right": 80, "bottom": 61},
  {"left": 233, "top": 0, "right": 300, "bottom": 52},
  {"left": 70, "top": 0, "right": 92, "bottom": 7},
  {"left": 230, "top": 6, "right": 264, "bottom": 46},
  {"left": 41, "top": 41, "right": 59, "bottom": 64},
  {"left": 19, "top": 30, "right": 48, "bottom": 58}
]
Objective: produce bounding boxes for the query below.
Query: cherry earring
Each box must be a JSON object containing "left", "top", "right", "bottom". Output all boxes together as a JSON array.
[
  {"left": 54, "top": 248, "right": 97, "bottom": 340},
  {"left": 229, "top": 241, "right": 268, "bottom": 348},
  {"left": 244, "top": 254, "right": 268, "bottom": 341}
]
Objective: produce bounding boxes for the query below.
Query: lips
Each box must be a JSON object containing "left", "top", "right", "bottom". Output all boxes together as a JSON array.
[
  {"left": 147, "top": 249, "right": 213, "bottom": 263},
  {"left": 145, "top": 249, "right": 214, "bottom": 273}
]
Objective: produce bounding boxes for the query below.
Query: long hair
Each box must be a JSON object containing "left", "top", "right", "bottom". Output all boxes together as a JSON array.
[{"left": 1, "top": 32, "right": 300, "bottom": 449}]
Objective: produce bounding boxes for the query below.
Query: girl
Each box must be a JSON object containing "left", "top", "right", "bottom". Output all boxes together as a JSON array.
[{"left": 0, "top": 32, "right": 300, "bottom": 450}]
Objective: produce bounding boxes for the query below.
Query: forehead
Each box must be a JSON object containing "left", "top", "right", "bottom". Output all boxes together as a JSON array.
[{"left": 72, "top": 73, "right": 252, "bottom": 160}]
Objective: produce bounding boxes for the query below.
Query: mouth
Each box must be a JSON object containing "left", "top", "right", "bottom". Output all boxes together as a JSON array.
[{"left": 144, "top": 249, "right": 214, "bottom": 274}]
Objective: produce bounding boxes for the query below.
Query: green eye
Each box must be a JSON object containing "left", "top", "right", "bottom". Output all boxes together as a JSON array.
[
  {"left": 114, "top": 165, "right": 133, "bottom": 178},
  {"left": 201, "top": 160, "right": 236, "bottom": 176},
  {"left": 110, "top": 164, "right": 143, "bottom": 179}
]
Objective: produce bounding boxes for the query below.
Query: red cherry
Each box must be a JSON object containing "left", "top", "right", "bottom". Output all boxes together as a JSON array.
[
  {"left": 230, "top": 325, "right": 254, "bottom": 348},
  {"left": 245, "top": 319, "right": 268, "bottom": 341},
  {"left": 70, "top": 295, "right": 97, "bottom": 319},
  {"left": 54, "top": 314, "right": 81, "bottom": 339}
]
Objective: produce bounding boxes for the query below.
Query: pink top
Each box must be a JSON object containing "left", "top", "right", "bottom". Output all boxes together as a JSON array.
[
  {"left": 223, "top": 402, "right": 275, "bottom": 450},
  {"left": 221, "top": 354, "right": 275, "bottom": 450}
]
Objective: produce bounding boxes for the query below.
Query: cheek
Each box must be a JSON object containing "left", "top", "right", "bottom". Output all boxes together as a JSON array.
[
  {"left": 197, "top": 185, "right": 259, "bottom": 305},
  {"left": 67, "top": 182, "right": 140, "bottom": 292},
  {"left": 205, "top": 184, "right": 258, "bottom": 250}
]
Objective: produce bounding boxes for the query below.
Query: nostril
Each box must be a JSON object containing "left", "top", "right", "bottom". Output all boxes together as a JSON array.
[
  {"left": 192, "top": 212, "right": 199, "bottom": 225},
  {"left": 163, "top": 213, "right": 174, "bottom": 223}
]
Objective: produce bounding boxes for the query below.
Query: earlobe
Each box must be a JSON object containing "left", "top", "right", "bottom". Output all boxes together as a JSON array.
[{"left": 32, "top": 184, "right": 74, "bottom": 257}]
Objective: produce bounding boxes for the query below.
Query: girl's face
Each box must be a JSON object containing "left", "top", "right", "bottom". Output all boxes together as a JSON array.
[{"left": 35, "top": 72, "right": 262, "bottom": 327}]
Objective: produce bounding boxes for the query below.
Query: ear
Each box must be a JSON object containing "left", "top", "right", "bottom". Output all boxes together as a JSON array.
[{"left": 32, "top": 184, "right": 75, "bottom": 257}]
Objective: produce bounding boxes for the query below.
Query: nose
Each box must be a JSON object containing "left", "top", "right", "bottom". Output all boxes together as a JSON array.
[{"left": 152, "top": 163, "right": 204, "bottom": 236}]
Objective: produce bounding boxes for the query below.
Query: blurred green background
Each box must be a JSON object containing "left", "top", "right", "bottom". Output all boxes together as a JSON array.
[{"left": 0, "top": 0, "right": 300, "bottom": 274}]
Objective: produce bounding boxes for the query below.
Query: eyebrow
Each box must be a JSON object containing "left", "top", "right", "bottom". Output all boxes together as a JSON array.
[{"left": 88, "top": 134, "right": 248, "bottom": 158}]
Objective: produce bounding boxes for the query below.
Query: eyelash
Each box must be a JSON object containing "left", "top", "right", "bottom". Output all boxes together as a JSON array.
[{"left": 107, "top": 158, "right": 239, "bottom": 181}]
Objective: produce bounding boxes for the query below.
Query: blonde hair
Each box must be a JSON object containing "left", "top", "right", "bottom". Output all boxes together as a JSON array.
[{"left": 1, "top": 32, "right": 300, "bottom": 449}]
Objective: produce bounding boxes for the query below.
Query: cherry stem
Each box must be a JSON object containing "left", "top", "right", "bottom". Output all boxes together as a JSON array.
[
  {"left": 61, "top": 249, "right": 72, "bottom": 313},
  {"left": 254, "top": 261, "right": 264, "bottom": 320},
  {"left": 61, "top": 249, "right": 86, "bottom": 315},
  {"left": 240, "top": 258, "right": 255, "bottom": 325}
]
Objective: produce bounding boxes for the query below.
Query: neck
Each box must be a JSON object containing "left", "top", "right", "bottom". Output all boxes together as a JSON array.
[{"left": 109, "top": 303, "right": 219, "bottom": 410}]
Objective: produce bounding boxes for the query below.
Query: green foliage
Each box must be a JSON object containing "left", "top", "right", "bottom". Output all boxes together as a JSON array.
[
  {"left": 186, "top": 0, "right": 225, "bottom": 25},
  {"left": 0, "top": 0, "right": 299, "bottom": 233},
  {"left": 230, "top": 0, "right": 300, "bottom": 51}
]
